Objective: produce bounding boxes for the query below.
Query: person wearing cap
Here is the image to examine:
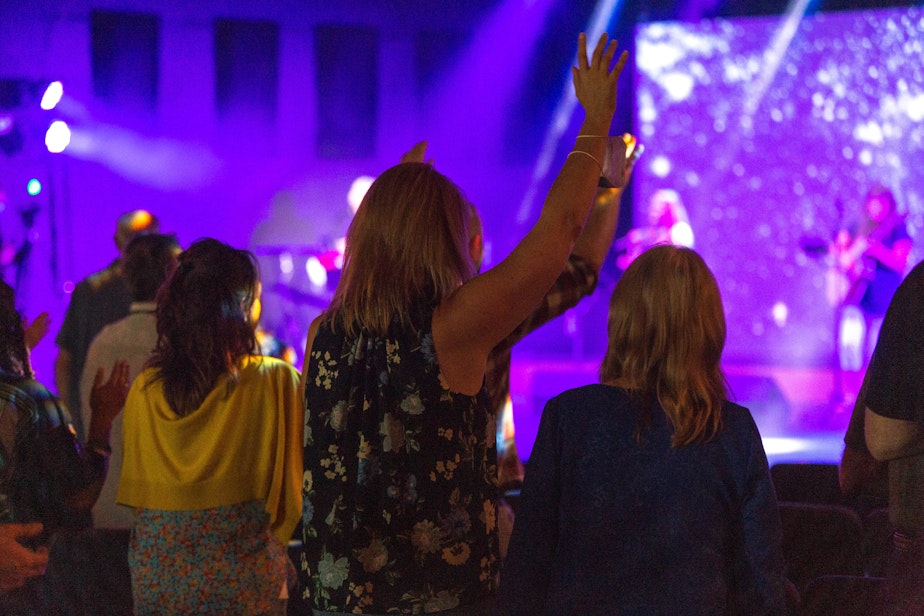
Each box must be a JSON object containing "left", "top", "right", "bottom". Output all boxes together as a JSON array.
[{"left": 54, "top": 210, "right": 159, "bottom": 440}]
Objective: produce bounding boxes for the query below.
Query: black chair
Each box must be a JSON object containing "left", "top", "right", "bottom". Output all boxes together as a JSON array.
[
  {"left": 778, "top": 502, "right": 865, "bottom": 592},
  {"left": 799, "top": 574, "right": 886, "bottom": 616},
  {"left": 770, "top": 462, "right": 887, "bottom": 518},
  {"left": 771, "top": 463, "right": 845, "bottom": 507},
  {"left": 862, "top": 507, "right": 893, "bottom": 577}
]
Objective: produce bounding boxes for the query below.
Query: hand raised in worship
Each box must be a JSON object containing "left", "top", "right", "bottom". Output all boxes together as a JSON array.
[
  {"left": 22, "top": 312, "right": 51, "bottom": 350},
  {"left": 400, "top": 140, "right": 432, "bottom": 165},
  {"left": 88, "top": 360, "right": 131, "bottom": 427},
  {"left": 571, "top": 32, "right": 628, "bottom": 128}
]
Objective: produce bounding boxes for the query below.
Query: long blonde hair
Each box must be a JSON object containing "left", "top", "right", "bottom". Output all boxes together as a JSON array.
[
  {"left": 328, "top": 162, "right": 475, "bottom": 335},
  {"left": 601, "top": 245, "right": 727, "bottom": 446}
]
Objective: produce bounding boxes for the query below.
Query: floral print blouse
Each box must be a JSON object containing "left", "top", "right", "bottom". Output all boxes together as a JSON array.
[{"left": 299, "top": 305, "right": 498, "bottom": 614}]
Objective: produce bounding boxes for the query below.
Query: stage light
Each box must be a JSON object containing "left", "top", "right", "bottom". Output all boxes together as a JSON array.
[
  {"left": 305, "top": 256, "right": 328, "bottom": 288},
  {"left": 45, "top": 120, "right": 71, "bottom": 153},
  {"left": 26, "top": 178, "right": 42, "bottom": 196},
  {"left": 771, "top": 302, "right": 789, "bottom": 327},
  {"left": 279, "top": 253, "right": 294, "bottom": 275},
  {"left": 40, "top": 81, "right": 63, "bottom": 111},
  {"left": 348, "top": 176, "right": 374, "bottom": 214},
  {"left": 0, "top": 114, "right": 12, "bottom": 135}
]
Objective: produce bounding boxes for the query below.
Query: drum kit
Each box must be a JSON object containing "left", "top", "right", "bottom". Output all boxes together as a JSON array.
[{"left": 253, "top": 243, "right": 342, "bottom": 310}]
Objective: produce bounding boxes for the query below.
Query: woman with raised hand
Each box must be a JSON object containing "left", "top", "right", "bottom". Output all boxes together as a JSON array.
[
  {"left": 117, "top": 238, "right": 303, "bottom": 615},
  {"left": 297, "top": 33, "right": 628, "bottom": 615}
]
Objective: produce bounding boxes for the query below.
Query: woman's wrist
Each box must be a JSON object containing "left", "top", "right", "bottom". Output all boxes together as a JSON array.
[
  {"left": 85, "top": 422, "right": 112, "bottom": 451},
  {"left": 580, "top": 114, "right": 614, "bottom": 137},
  {"left": 86, "top": 438, "right": 112, "bottom": 458}
]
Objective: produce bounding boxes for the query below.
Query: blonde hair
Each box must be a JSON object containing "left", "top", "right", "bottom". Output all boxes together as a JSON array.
[
  {"left": 601, "top": 245, "right": 727, "bottom": 446},
  {"left": 328, "top": 162, "right": 475, "bottom": 336}
]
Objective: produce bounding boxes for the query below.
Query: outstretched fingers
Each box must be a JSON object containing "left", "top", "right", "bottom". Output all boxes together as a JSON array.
[
  {"left": 611, "top": 49, "right": 629, "bottom": 79},
  {"left": 590, "top": 33, "right": 610, "bottom": 70},
  {"left": 577, "top": 32, "right": 589, "bottom": 70},
  {"left": 577, "top": 32, "right": 626, "bottom": 76}
]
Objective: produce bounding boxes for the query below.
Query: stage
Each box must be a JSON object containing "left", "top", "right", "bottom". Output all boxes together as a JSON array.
[{"left": 508, "top": 357, "right": 861, "bottom": 467}]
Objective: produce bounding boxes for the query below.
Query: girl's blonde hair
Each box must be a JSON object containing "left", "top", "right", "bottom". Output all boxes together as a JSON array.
[
  {"left": 328, "top": 162, "right": 475, "bottom": 335},
  {"left": 601, "top": 245, "right": 727, "bottom": 446}
]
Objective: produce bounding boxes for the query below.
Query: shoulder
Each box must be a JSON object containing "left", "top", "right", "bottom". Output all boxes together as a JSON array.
[
  {"left": 721, "top": 399, "right": 752, "bottom": 419},
  {"left": 720, "top": 400, "right": 758, "bottom": 431},
  {"left": 0, "top": 377, "right": 63, "bottom": 424},
  {"left": 904, "top": 260, "right": 924, "bottom": 287},
  {"left": 241, "top": 355, "right": 300, "bottom": 383},
  {"left": 84, "top": 260, "right": 123, "bottom": 292},
  {"left": 546, "top": 384, "right": 626, "bottom": 418},
  {"left": 0, "top": 375, "right": 39, "bottom": 406},
  {"left": 131, "top": 367, "right": 159, "bottom": 390},
  {"left": 712, "top": 401, "right": 766, "bottom": 455},
  {"left": 880, "top": 261, "right": 924, "bottom": 332},
  {"left": 91, "top": 314, "right": 129, "bottom": 342},
  {"left": 551, "top": 383, "right": 620, "bottom": 402}
]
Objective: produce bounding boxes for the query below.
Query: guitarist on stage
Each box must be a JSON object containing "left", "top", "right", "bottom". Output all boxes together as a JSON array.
[
  {"left": 830, "top": 185, "right": 912, "bottom": 379},
  {"left": 615, "top": 188, "right": 694, "bottom": 271}
]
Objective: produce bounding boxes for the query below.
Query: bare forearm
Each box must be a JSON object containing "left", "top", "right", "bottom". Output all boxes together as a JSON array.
[
  {"left": 571, "top": 187, "right": 622, "bottom": 272},
  {"left": 54, "top": 350, "right": 72, "bottom": 401},
  {"left": 539, "top": 130, "right": 609, "bottom": 241}
]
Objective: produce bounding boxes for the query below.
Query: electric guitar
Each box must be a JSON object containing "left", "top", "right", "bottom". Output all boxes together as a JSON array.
[{"left": 825, "top": 212, "right": 907, "bottom": 306}]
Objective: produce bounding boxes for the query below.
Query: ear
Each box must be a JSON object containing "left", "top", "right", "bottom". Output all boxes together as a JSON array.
[{"left": 469, "top": 233, "right": 484, "bottom": 272}]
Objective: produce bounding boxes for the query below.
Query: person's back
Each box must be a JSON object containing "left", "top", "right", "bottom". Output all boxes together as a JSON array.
[
  {"left": 502, "top": 385, "right": 781, "bottom": 614},
  {"left": 306, "top": 304, "right": 496, "bottom": 612},
  {"left": 116, "top": 238, "right": 302, "bottom": 614},
  {"left": 498, "top": 246, "right": 788, "bottom": 615}
]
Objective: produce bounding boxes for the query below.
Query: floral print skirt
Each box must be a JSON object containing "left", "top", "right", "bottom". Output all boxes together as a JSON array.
[{"left": 128, "top": 500, "right": 295, "bottom": 615}]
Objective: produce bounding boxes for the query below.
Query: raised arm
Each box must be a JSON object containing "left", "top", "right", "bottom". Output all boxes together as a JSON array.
[
  {"left": 65, "top": 361, "right": 130, "bottom": 511},
  {"left": 434, "top": 33, "right": 628, "bottom": 394},
  {"left": 571, "top": 147, "right": 636, "bottom": 272}
]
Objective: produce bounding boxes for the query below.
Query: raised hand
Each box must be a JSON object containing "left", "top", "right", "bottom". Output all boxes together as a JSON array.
[
  {"left": 400, "top": 140, "right": 432, "bottom": 165},
  {"left": 22, "top": 312, "right": 51, "bottom": 350},
  {"left": 88, "top": 360, "right": 131, "bottom": 430},
  {"left": 571, "top": 33, "right": 629, "bottom": 132}
]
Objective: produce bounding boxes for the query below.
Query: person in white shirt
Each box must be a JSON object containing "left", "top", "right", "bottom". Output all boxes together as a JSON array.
[{"left": 79, "top": 233, "right": 181, "bottom": 528}]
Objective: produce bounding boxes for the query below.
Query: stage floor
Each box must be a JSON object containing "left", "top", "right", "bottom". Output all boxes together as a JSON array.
[{"left": 508, "top": 358, "right": 861, "bottom": 467}]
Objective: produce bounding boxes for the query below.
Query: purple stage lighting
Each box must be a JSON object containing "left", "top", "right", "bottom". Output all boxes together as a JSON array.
[
  {"left": 40, "top": 80, "right": 63, "bottom": 110},
  {"left": 45, "top": 119, "right": 71, "bottom": 153},
  {"left": 632, "top": 6, "right": 924, "bottom": 368}
]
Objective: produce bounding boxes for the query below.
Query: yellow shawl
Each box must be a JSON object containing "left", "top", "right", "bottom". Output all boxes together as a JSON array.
[{"left": 116, "top": 355, "right": 303, "bottom": 544}]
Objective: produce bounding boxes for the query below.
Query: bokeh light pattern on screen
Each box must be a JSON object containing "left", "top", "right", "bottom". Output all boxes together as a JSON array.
[{"left": 632, "top": 6, "right": 924, "bottom": 367}]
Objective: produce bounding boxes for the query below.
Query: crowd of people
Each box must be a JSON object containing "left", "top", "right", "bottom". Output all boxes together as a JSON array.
[{"left": 0, "top": 30, "right": 920, "bottom": 616}]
